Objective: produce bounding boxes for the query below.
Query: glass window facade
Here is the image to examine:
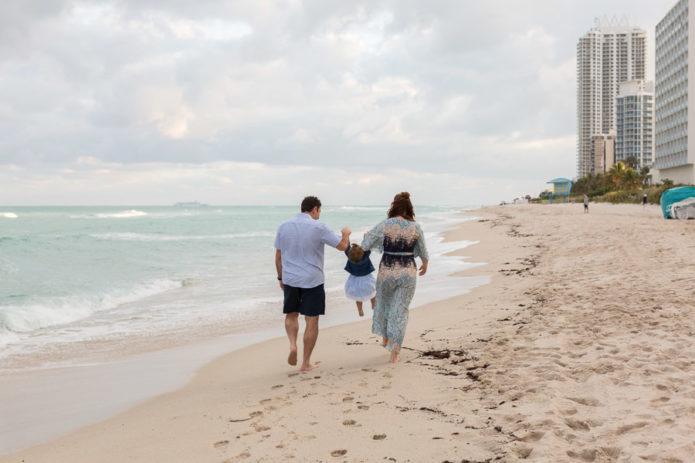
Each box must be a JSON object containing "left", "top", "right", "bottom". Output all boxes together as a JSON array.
[
  {"left": 655, "top": 0, "right": 689, "bottom": 170},
  {"left": 616, "top": 84, "right": 654, "bottom": 168}
]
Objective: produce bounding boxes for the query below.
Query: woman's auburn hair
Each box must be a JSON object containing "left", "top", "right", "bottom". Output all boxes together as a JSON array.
[{"left": 387, "top": 191, "right": 415, "bottom": 221}]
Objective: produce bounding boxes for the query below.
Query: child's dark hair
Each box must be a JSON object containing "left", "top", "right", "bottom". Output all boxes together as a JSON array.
[{"left": 347, "top": 243, "right": 365, "bottom": 263}]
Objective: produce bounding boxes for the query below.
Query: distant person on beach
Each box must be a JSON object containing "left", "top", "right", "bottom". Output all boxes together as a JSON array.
[
  {"left": 361, "top": 192, "right": 429, "bottom": 363},
  {"left": 343, "top": 243, "right": 377, "bottom": 317},
  {"left": 275, "top": 196, "right": 351, "bottom": 371},
  {"left": 643, "top": 193, "right": 648, "bottom": 207},
  {"left": 583, "top": 194, "right": 589, "bottom": 213}
]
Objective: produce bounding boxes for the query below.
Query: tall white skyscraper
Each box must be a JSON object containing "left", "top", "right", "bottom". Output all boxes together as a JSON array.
[
  {"left": 654, "top": 0, "right": 695, "bottom": 184},
  {"left": 616, "top": 80, "right": 654, "bottom": 169},
  {"left": 577, "top": 17, "right": 647, "bottom": 177}
]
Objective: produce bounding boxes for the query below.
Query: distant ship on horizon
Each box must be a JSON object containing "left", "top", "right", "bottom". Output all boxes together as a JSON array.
[{"left": 173, "top": 201, "right": 208, "bottom": 207}]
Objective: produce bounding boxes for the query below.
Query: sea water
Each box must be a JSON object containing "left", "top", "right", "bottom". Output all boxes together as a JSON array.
[{"left": 0, "top": 205, "right": 482, "bottom": 371}]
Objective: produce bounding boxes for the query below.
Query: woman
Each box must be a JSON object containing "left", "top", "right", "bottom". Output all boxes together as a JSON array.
[{"left": 361, "top": 192, "right": 429, "bottom": 363}]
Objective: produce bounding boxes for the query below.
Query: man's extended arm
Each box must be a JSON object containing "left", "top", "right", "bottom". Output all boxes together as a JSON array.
[
  {"left": 275, "top": 249, "right": 283, "bottom": 290},
  {"left": 336, "top": 227, "right": 351, "bottom": 251}
]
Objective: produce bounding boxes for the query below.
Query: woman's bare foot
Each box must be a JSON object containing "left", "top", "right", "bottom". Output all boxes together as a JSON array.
[
  {"left": 390, "top": 351, "right": 400, "bottom": 363},
  {"left": 288, "top": 347, "right": 297, "bottom": 366},
  {"left": 382, "top": 337, "right": 388, "bottom": 348},
  {"left": 300, "top": 362, "right": 319, "bottom": 371}
]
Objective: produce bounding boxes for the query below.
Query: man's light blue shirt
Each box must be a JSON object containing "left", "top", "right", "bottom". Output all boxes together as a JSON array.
[{"left": 274, "top": 213, "right": 341, "bottom": 288}]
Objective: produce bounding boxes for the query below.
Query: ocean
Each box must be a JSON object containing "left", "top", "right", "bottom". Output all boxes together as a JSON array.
[{"left": 0, "top": 205, "right": 483, "bottom": 372}]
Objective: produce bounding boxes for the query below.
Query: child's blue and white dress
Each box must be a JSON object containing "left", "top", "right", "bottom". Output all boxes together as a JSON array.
[{"left": 344, "top": 250, "right": 376, "bottom": 302}]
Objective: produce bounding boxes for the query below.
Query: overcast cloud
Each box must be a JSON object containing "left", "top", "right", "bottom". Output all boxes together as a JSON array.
[{"left": 0, "top": 0, "right": 677, "bottom": 205}]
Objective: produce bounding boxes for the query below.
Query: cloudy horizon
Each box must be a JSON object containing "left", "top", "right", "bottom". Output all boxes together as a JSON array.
[{"left": 0, "top": 0, "right": 677, "bottom": 206}]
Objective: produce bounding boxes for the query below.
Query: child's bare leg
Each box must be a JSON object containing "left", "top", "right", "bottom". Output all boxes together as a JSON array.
[
  {"left": 370, "top": 297, "right": 376, "bottom": 309},
  {"left": 356, "top": 301, "right": 364, "bottom": 317}
]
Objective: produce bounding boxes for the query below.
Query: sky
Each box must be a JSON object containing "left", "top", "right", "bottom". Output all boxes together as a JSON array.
[{"left": 0, "top": 0, "right": 678, "bottom": 206}]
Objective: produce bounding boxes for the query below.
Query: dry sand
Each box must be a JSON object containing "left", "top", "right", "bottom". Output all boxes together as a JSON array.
[{"left": 3, "top": 203, "right": 694, "bottom": 462}]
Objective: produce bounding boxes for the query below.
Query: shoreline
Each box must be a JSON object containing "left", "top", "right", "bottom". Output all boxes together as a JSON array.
[
  {"left": 6, "top": 203, "right": 687, "bottom": 462},
  {"left": 0, "top": 210, "right": 484, "bottom": 456}
]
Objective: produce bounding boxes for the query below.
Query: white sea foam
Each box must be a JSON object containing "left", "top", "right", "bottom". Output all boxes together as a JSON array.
[
  {"left": 94, "top": 210, "right": 148, "bottom": 219},
  {"left": 0, "top": 212, "right": 18, "bottom": 219},
  {"left": 2, "top": 206, "right": 484, "bottom": 371},
  {"left": 89, "top": 231, "right": 274, "bottom": 242},
  {"left": 0, "top": 279, "right": 182, "bottom": 339},
  {"left": 337, "top": 206, "right": 384, "bottom": 211}
]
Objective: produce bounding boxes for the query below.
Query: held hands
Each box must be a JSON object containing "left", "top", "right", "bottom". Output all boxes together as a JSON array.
[{"left": 341, "top": 226, "right": 352, "bottom": 236}]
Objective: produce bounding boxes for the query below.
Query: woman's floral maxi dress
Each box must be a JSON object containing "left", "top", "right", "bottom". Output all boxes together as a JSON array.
[{"left": 361, "top": 218, "right": 428, "bottom": 351}]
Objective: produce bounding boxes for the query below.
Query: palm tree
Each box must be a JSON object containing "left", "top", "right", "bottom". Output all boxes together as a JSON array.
[{"left": 606, "top": 162, "right": 628, "bottom": 189}]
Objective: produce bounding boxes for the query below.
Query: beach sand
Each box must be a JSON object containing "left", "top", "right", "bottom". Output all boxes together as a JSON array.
[{"left": 3, "top": 203, "right": 695, "bottom": 462}]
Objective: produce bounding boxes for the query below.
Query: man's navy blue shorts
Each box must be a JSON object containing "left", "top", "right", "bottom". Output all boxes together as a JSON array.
[{"left": 283, "top": 284, "right": 325, "bottom": 316}]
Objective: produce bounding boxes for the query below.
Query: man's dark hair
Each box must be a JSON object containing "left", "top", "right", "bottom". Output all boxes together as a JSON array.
[{"left": 301, "top": 196, "right": 322, "bottom": 212}]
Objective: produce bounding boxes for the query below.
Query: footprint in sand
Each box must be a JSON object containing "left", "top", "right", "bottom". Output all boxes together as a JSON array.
[
  {"left": 565, "top": 419, "right": 590, "bottom": 432},
  {"left": 615, "top": 422, "right": 648, "bottom": 435},
  {"left": 343, "top": 396, "right": 354, "bottom": 402},
  {"left": 372, "top": 434, "right": 387, "bottom": 440},
  {"left": 271, "top": 384, "right": 283, "bottom": 389},
  {"left": 519, "top": 431, "right": 544, "bottom": 442},
  {"left": 213, "top": 440, "right": 229, "bottom": 448},
  {"left": 566, "top": 448, "right": 597, "bottom": 461},
  {"left": 358, "top": 405, "right": 370, "bottom": 410},
  {"left": 331, "top": 449, "right": 348, "bottom": 457},
  {"left": 567, "top": 397, "right": 602, "bottom": 407},
  {"left": 342, "top": 419, "right": 357, "bottom": 426}
]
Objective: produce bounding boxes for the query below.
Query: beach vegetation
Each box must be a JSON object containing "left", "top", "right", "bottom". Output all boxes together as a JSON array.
[{"left": 566, "top": 162, "right": 692, "bottom": 205}]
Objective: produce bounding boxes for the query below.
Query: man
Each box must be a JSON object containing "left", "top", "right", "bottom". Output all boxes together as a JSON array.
[
  {"left": 274, "top": 196, "right": 351, "bottom": 371},
  {"left": 583, "top": 194, "right": 589, "bottom": 214}
]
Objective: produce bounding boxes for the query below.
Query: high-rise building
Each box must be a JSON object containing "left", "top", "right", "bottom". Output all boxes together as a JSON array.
[
  {"left": 577, "top": 16, "right": 647, "bottom": 177},
  {"left": 591, "top": 133, "right": 616, "bottom": 174},
  {"left": 616, "top": 80, "right": 654, "bottom": 169},
  {"left": 654, "top": 0, "right": 695, "bottom": 184}
]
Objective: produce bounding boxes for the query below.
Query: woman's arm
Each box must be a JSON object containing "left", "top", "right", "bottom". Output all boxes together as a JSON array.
[
  {"left": 413, "top": 224, "right": 429, "bottom": 261},
  {"left": 361, "top": 221, "right": 384, "bottom": 252}
]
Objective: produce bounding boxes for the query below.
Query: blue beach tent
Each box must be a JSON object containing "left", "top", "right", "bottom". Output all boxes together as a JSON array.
[{"left": 660, "top": 186, "right": 695, "bottom": 219}]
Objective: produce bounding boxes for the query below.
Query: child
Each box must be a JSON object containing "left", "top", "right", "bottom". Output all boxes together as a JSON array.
[{"left": 344, "top": 243, "right": 376, "bottom": 317}]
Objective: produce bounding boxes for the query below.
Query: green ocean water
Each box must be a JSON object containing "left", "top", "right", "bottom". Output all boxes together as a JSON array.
[{"left": 0, "top": 205, "right": 478, "bottom": 364}]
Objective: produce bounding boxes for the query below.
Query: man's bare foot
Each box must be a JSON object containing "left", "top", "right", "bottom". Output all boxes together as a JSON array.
[
  {"left": 288, "top": 347, "right": 297, "bottom": 366},
  {"left": 300, "top": 363, "right": 319, "bottom": 371},
  {"left": 382, "top": 337, "right": 388, "bottom": 348},
  {"left": 358, "top": 308, "right": 364, "bottom": 317}
]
